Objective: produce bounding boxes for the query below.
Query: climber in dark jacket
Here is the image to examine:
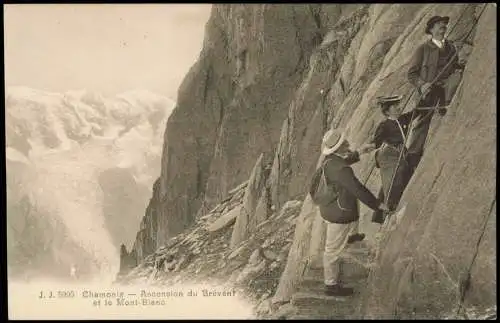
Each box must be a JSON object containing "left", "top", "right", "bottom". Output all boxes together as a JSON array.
[
  {"left": 318, "top": 128, "right": 388, "bottom": 297},
  {"left": 406, "top": 15, "right": 464, "bottom": 170},
  {"left": 360, "top": 95, "right": 429, "bottom": 223}
]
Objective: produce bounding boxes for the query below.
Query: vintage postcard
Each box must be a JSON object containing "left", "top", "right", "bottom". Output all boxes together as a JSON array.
[{"left": 5, "top": 3, "right": 496, "bottom": 320}]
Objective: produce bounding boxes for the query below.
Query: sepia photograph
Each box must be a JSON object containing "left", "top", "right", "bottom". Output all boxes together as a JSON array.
[{"left": 4, "top": 3, "right": 496, "bottom": 320}]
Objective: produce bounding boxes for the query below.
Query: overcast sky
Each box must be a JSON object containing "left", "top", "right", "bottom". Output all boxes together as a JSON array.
[{"left": 4, "top": 4, "right": 212, "bottom": 100}]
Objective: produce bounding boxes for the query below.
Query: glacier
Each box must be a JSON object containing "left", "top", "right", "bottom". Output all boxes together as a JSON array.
[{"left": 6, "top": 86, "right": 175, "bottom": 283}]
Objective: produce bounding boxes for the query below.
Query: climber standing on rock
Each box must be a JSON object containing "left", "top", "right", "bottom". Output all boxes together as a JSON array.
[
  {"left": 360, "top": 16, "right": 463, "bottom": 223},
  {"left": 310, "top": 129, "right": 389, "bottom": 296},
  {"left": 360, "top": 95, "right": 430, "bottom": 223},
  {"left": 406, "top": 15, "right": 464, "bottom": 172}
]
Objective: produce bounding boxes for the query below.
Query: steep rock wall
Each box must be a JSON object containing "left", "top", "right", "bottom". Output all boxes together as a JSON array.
[
  {"left": 273, "top": 4, "right": 493, "bottom": 315},
  {"left": 269, "top": 5, "right": 370, "bottom": 212},
  {"left": 359, "top": 4, "right": 496, "bottom": 318},
  {"left": 134, "top": 4, "right": 361, "bottom": 254},
  {"left": 131, "top": 179, "right": 161, "bottom": 263}
]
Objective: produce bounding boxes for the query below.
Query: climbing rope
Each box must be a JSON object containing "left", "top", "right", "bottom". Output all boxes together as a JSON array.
[{"left": 383, "top": 2, "right": 489, "bottom": 215}]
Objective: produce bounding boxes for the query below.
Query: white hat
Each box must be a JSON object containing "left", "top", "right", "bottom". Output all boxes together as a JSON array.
[{"left": 321, "top": 129, "right": 346, "bottom": 155}]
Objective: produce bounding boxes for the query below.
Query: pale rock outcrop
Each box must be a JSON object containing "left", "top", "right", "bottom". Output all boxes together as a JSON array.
[
  {"left": 272, "top": 195, "right": 319, "bottom": 305},
  {"left": 272, "top": 200, "right": 303, "bottom": 221},
  {"left": 206, "top": 205, "right": 242, "bottom": 233},
  {"left": 236, "top": 248, "right": 267, "bottom": 285},
  {"left": 230, "top": 153, "right": 271, "bottom": 248}
]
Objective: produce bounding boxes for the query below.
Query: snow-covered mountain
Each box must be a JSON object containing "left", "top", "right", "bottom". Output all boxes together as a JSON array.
[{"left": 5, "top": 86, "right": 175, "bottom": 282}]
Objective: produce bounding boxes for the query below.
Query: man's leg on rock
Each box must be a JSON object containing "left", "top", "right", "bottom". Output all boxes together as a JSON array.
[
  {"left": 408, "top": 86, "right": 445, "bottom": 172},
  {"left": 347, "top": 218, "right": 365, "bottom": 244},
  {"left": 347, "top": 202, "right": 365, "bottom": 243},
  {"left": 386, "top": 159, "right": 411, "bottom": 211},
  {"left": 323, "top": 221, "right": 357, "bottom": 296}
]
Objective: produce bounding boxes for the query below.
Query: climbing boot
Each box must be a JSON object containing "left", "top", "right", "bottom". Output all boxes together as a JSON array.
[
  {"left": 372, "top": 209, "right": 384, "bottom": 224},
  {"left": 324, "top": 284, "right": 354, "bottom": 297},
  {"left": 347, "top": 233, "right": 365, "bottom": 244}
]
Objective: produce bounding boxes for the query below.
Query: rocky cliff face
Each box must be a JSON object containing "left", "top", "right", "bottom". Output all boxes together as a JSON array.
[
  {"left": 128, "top": 3, "right": 496, "bottom": 319},
  {"left": 136, "top": 4, "right": 364, "bottom": 253},
  {"left": 358, "top": 5, "right": 496, "bottom": 318},
  {"left": 271, "top": 3, "right": 496, "bottom": 319}
]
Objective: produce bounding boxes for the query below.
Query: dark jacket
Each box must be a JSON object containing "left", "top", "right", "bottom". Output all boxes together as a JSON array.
[
  {"left": 319, "top": 151, "right": 381, "bottom": 224},
  {"left": 407, "top": 39, "right": 461, "bottom": 89},
  {"left": 372, "top": 109, "right": 429, "bottom": 149}
]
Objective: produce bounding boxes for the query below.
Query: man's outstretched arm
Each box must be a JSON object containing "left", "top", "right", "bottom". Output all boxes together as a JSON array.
[{"left": 334, "top": 166, "right": 381, "bottom": 211}]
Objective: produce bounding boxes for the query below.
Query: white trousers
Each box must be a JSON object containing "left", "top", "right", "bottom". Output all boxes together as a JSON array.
[{"left": 323, "top": 220, "right": 359, "bottom": 285}]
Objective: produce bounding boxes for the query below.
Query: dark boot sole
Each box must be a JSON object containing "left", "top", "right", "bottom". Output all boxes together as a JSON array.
[{"left": 347, "top": 233, "right": 365, "bottom": 244}]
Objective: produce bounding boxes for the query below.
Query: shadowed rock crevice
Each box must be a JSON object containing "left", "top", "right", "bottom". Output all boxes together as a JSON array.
[{"left": 455, "top": 198, "right": 497, "bottom": 316}]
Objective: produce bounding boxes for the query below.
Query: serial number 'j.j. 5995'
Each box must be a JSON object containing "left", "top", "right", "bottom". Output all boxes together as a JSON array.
[{"left": 39, "top": 290, "right": 76, "bottom": 298}]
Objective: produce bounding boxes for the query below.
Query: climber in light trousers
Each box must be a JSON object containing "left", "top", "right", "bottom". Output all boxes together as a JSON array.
[{"left": 315, "top": 129, "right": 389, "bottom": 296}]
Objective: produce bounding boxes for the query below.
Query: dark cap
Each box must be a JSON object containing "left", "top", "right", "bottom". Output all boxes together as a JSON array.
[
  {"left": 376, "top": 95, "right": 403, "bottom": 107},
  {"left": 425, "top": 15, "right": 450, "bottom": 35}
]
